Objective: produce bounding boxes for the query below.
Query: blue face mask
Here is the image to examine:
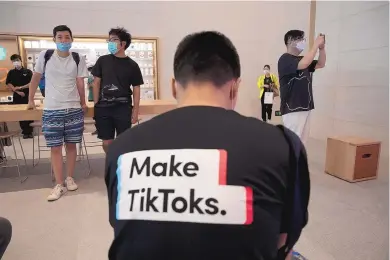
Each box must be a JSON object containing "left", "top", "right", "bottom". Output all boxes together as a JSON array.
[
  {"left": 56, "top": 42, "right": 72, "bottom": 52},
  {"left": 108, "top": 42, "right": 119, "bottom": 55}
]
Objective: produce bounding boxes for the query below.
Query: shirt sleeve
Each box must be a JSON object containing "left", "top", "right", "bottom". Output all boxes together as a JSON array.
[
  {"left": 308, "top": 60, "right": 318, "bottom": 73},
  {"left": 280, "top": 137, "right": 310, "bottom": 233},
  {"left": 91, "top": 57, "right": 102, "bottom": 78},
  {"left": 77, "top": 55, "right": 89, "bottom": 78},
  {"left": 279, "top": 54, "right": 300, "bottom": 76},
  {"left": 27, "top": 69, "right": 33, "bottom": 82},
  {"left": 34, "top": 51, "right": 46, "bottom": 74},
  {"left": 131, "top": 63, "right": 144, "bottom": 87},
  {"left": 257, "top": 76, "right": 264, "bottom": 89},
  {"left": 5, "top": 71, "right": 12, "bottom": 85},
  {"left": 105, "top": 150, "right": 119, "bottom": 228}
]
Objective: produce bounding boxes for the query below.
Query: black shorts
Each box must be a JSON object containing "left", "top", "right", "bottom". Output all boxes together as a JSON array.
[{"left": 94, "top": 103, "right": 132, "bottom": 140}]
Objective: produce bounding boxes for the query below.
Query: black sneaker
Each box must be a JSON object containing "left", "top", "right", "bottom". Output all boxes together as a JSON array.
[{"left": 23, "top": 134, "right": 29, "bottom": 139}]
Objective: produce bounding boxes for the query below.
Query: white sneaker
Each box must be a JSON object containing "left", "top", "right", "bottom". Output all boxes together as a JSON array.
[
  {"left": 47, "top": 184, "right": 67, "bottom": 201},
  {"left": 65, "top": 177, "right": 78, "bottom": 191}
]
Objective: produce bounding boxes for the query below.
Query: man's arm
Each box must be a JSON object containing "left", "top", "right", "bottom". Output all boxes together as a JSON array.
[
  {"left": 15, "top": 83, "right": 30, "bottom": 91},
  {"left": 131, "top": 63, "right": 144, "bottom": 123},
  {"left": 5, "top": 72, "right": 15, "bottom": 92},
  {"left": 28, "top": 51, "right": 45, "bottom": 108},
  {"left": 297, "top": 46, "right": 318, "bottom": 70},
  {"left": 297, "top": 34, "right": 324, "bottom": 70},
  {"left": 133, "top": 86, "right": 140, "bottom": 113},
  {"left": 76, "top": 57, "right": 89, "bottom": 108},
  {"left": 6, "top": 83, "right": 16, "bottom": 92},
  {"left": 91, "top": 57, "right": 102, "bottom": 105},
  {"left": 93, "top": 77, "right": 101, "bottom": 104},
  {"left": 28, "top": 72, "right": 41, "bottom": 106},
  {"left": 76, "top": 77, "right": 86, "bottom": 106},
  {"left": 315, "top": 48, "right": 326, "bottom": 69}
]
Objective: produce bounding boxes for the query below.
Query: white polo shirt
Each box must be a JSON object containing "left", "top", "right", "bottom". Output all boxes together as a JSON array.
[{"left": 35, "top": 50, "right": 88, "bottom": 110}]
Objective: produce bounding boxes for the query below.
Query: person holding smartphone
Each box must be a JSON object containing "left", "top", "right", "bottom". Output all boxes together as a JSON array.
[{"left": 278, "top": 30, "right": 326, "bottom": 144}]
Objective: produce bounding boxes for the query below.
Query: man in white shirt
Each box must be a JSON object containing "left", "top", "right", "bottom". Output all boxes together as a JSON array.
[{"left": 28, "top": 25, "right": 88, "bottom": 202}]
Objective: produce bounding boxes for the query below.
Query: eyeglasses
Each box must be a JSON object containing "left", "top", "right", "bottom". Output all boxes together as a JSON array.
[{"left": 106, "top": 38, "right": 120, "bottom": 43}]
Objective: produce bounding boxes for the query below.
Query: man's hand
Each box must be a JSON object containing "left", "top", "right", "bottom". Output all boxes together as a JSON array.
[
  {"left": 16, "top": 91, "right": 25, "bottom": 97},
  {"left": 263, "top": 84, "right": 269, "bottom": 88},
  {"left": 314, "top": 34, "right": 325, "bottom": 49},
  {"left": 131, "top": 109, "right": 139, "bottom": 124},
  {"left": 81, "top": 103, "right": 88, "bottom": 114},
  {"left": 27, "top": 100, "right": 36, "bottom": 110}
]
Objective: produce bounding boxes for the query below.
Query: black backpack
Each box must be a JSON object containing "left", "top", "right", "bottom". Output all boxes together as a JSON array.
[
  {"left": 276, "top": 125, "right": 311, "bottom": 260},
  {"left": 43, "top": 49, "right": 80, "bottom": 72}
]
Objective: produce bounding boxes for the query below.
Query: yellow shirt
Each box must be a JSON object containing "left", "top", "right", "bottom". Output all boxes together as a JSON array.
[{"left": 257, "top": 74, "right": 279, "bottom": 99}]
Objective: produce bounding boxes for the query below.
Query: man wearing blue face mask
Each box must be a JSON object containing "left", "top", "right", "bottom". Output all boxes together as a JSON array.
[
  {"left": 6, "top": 54, "right": 34, "bottom": 138},
  {"left": 27, "top": 25, "right": 88, "bottom": 201},
  {"left": 92, "top": 27, "right": 143, "bottom": 153},
  {"left": 278, "top": 30, "right": 326, "bottom": 145}
]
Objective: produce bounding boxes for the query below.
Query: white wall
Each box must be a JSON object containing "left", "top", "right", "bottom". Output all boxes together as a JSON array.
[
  {"left": 312, "top": 1, "right": 389, "bottom": 180},
  {"left": 0, "top": 1, "right": 310, "bottom": 118}
]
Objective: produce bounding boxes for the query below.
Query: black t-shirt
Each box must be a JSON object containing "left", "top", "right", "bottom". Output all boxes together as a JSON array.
[
  {"left": 264, "top": 76, "right": 274, "bottom": 93},
  {"left": 92, "top": 54, "right": 143, "bottom": 106},
  {"left": 6, "top": 68, "right": 33, "bottom": 94},
  {"left": 277, "top": 53, "right": 317, "bottom": 115},
  {"left": 105, "top": 106, "right": 304, "bottom": 260}
]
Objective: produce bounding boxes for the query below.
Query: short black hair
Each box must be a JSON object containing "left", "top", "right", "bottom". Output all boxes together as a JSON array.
[
  {"left": 53, "top": 25, "right": 73, "bottom": 38},
  {"left": 284, "top": 30, "right": 305, "bottom": 45},
  {"left": 174, "top": 31, "right": 240, "bottom": 88},
  {"left": 264, "top": 64, "right": 270, "bottom": 69},
  {"left": 109, "top": 27, "right": 132, "bottom": 50},
  {"left": 10, "top": 54, "right": 21, "bottom": 61}
]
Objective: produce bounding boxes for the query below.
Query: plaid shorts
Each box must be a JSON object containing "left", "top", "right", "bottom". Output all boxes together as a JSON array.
[{"left": 42, "top": 108, "right": 84, "bottom": 147}]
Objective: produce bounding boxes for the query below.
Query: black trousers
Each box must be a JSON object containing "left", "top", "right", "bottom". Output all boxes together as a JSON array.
[
  {"left": 0, "top": 217, "right": 12, "bottom": 259},
  {"left": 13, "top": 92, "right": 33, "bottom": 135},
  {"left": 261, "top": 92, "right": 273, "bottom": 122}
]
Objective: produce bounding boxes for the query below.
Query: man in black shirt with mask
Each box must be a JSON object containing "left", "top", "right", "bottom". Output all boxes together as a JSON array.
[
  {"left": 6, "top": 54, "right": 33, "bottom": 138},
  {"left": 278, "top": 30, "right": 326, "bottom": 145},
  {"left": 105, "top": 31, "right": 310, "bottom": 260},
  {"left": 92, "top": 27, "right": 143, "bottom": 153}
]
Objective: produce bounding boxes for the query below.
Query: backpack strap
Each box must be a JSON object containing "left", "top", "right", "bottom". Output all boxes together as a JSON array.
[
  {"left": 43, "top": 50, "right": 80, "bottom": 73},
  {"left": 276, "top": 125, "right": 310, "bottom": 260},
  {"left": 71, "top": 52, "right": 80, "bottom": 69},
  {"left": 43, "top": 49, "right": 55, "bottom": 73}
]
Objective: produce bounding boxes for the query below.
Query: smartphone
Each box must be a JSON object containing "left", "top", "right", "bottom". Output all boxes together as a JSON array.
[{"left": 320, "top": 33, "right": 326, "bottom": 44}]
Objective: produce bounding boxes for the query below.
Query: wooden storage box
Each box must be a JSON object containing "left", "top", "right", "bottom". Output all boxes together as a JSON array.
[{"left": 325, "top": 136, "right": 381, "bottom": 182}]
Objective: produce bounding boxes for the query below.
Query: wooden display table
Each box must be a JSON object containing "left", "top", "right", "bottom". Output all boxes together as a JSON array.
[{"left": 0, "top": 100, "right": 177, "bottom": 122}]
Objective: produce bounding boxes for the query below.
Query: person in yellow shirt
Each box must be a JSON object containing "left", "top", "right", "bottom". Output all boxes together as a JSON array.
[{"left": 257, "top": 65, "right": 279, "bottom": 122}]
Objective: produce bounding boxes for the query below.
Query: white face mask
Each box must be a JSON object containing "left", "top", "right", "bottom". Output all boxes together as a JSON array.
[
  {"left": 13, "top": 61, "right": 21, "bottom": 68},
  {"left": 264, "top": 70, "right": 270, "bottom": 74},
  {"left": 295, "top": 41, "right": 306, "bottom": 52}
]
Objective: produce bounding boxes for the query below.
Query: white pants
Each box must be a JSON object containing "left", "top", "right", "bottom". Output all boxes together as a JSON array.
[{"left": 282, "top": 111, "right": 311, "bottom": 144}]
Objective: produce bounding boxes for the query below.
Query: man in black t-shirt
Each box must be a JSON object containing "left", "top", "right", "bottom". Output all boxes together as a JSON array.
[
  {"left": 105, "top": 31, "right": 310, "bottom": 260},
  {"left": 278, "top": 30, "right": 326, "bottom": 144},
  {"left": 6, "top": 54, "right": 33, "bottom": 138},
  {"left": 92, "top": 27, "right": 143, "bottom": 153}
]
